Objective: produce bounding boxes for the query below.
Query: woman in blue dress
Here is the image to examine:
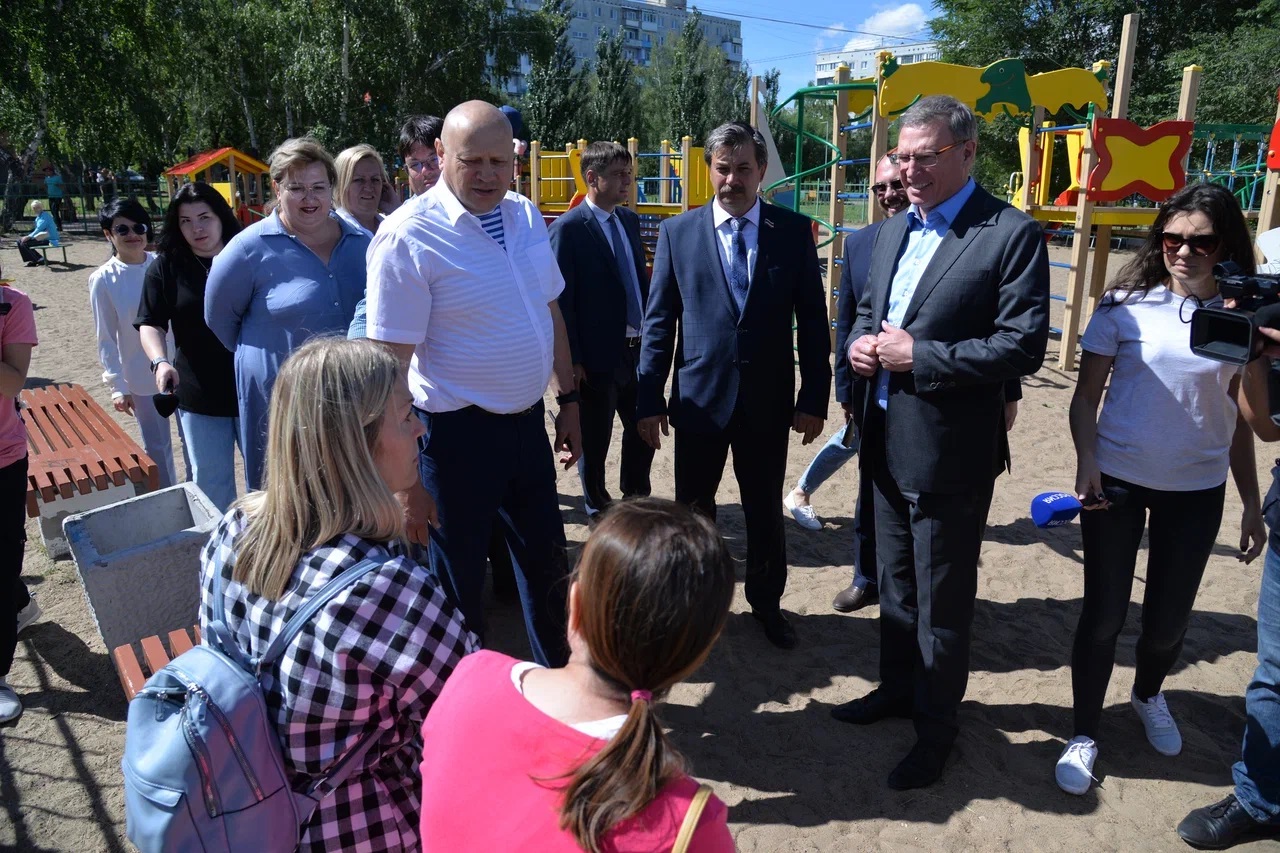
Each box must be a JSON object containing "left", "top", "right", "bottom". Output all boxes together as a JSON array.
[{"left": 205, "top": 138, "right": 370, "bottom": 489}]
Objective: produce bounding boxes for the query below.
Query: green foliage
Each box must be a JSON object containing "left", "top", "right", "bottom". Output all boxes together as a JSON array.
[
  {"left": 929, "top": 0, "right": 1274, "bottom": 192},
  {"left": 589, "top": 30, "right": 642, "bottom": 143},
  {"left": 522, "top": 0, "right": 591, "bottom": 148}
]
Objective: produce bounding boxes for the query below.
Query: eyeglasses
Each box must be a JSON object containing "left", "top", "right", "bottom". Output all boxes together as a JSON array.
[
  {"left": 283, "top": 183, "right": 331, "bottom": 199},
  {"left": 888, "top": 141, "right": 964, "bottom": 168},
  {"left": 872, "top": 179, "right": 905, "bottom": 195},
  {"left": 111, "top": 223, "right": 148, "bottom": 236},
  {"left": 406, "top": 157, "right": 439, "bottom": 173},
  {"left": 1159, "top": 231, "right": 1220, "bottom": 257}
]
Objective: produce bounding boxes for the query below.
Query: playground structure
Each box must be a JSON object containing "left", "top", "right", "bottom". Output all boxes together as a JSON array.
[
  {"left": 161, "top": 147, "right": 272, "bottom": 226},
  {"left": 519, "top": 11, "right": 1279, "bottom": 371}
]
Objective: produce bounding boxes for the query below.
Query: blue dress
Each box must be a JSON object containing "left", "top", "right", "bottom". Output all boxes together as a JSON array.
[{"left": 205, "top": 211, "right": 369, "bottom": 489}]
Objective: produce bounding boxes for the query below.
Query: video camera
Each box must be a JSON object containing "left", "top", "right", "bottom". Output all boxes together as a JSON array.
[{"left": 1190, "top": 262, "right": 1280, "bottom": 366}]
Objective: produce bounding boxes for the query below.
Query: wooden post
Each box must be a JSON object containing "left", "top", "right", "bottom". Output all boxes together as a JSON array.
[
  {"left": 626, "top": 137, "right": 639, "bottom": 209},
  {"left": 825, "top": 65, "right": 852, "bottom": 348},
  {"left": 1018, "top": 106, "right": 1046, "bottom": 213},
  {"left": 680, "top": 136, "right": 692, "bottom": 213},
  {"left": 659, "top": 140, "right": 672, "bottom": 205},
  {"left": 1177, "top": 65, "right": 1202, "bottom": 176},
  {"left": 1036, "top": 120, "right": 1055, "bottom": 206},
  {"left": 1259, "top": 89, "right": 1280, "bottom": 235},
  {"left": 227, "top": 153, "right": 238, "bottom": 214},
  {"left": 529, "top": 141, "right": 541, "bottom": 208},
  {"left": 749, "top": 75, "right": 761, "bottom": 128},
  {"left": 1058, "top": 126, "right": 1099, "bottom": 371},
  {"left": 867, "top": 50, "right": 891, "bottom": 226},
  {"left": 1111, "top": 14, "right": 1139, "bottom": 120}
]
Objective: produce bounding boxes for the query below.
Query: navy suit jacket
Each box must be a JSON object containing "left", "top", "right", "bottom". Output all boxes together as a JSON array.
[
  {"left": 549, "top": 202, "right": 650, "bottom": 374},
  {"left": 852, "top": 185, "right": 1048, "bottom": 492},
  {"left": 637, "top": 201, "right": 831, "bottom": 434}
]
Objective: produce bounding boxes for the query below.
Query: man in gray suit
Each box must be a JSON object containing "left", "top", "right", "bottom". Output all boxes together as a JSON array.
[{"left": 838, "top": 96, "right": 1050, "bottom": 789}]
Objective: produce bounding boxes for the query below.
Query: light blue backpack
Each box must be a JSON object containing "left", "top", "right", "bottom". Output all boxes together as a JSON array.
[{"left": 122, "top": 559, "right": 384, "bottom": 852}]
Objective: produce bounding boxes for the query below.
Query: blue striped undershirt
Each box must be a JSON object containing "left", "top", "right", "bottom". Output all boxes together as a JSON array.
[{"left": 477, "top": 208, "right": 505, "bottom": 249}]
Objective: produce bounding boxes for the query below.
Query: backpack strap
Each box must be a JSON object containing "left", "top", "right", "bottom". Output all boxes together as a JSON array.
[
  {"left": 253, "top": 558, "right": 384, "bottom": 673},
  {"left": 671, "top": 784, "right": 712, "bottom": 853}
]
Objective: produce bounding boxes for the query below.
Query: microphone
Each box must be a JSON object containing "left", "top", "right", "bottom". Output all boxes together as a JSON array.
[
  {"left": 1031, "top": 492, "right": 1083, "bottom": 528},
  {"left": 153, "top": 392, "right": 180, "bottom": 419}
]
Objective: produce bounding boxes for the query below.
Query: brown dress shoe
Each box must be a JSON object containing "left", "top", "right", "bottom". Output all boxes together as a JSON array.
[{"left": 832, "top": 584, "right": 878, "bottom": 613}]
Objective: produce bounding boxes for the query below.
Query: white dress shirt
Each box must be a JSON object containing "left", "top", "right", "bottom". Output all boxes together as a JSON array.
[
  {"left": 88, "top": 253, "right": 170, "bottom": 397},
  {"left": 365, "top": 181, "right": 565, "bottom": 413},
  {"left": 711, "top": 197, "right": 761, "bottom": 292}
]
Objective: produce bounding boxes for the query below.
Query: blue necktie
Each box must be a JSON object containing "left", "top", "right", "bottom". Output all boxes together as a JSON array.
[
  {"left": 607, "top": 214, "right": 643, "bottom": 330},
  {"left": 729, "top": 217, "right": 749, "bottom": 311}
]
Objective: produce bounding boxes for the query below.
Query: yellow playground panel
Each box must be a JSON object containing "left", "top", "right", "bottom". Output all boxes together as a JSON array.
[
  {"left": 878, "top": 56, "right": 1110, "bottom": 120},
  {"left": 162, "top": 147, "right": 271, "bottom": 209},
  {"left": 526, "top": 138, "right": 713, "bottom": 217}
]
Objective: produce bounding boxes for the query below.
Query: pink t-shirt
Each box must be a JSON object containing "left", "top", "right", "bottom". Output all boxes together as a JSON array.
[
  {"left": 420, "top": 651, "right": 735, "bottom": 852},
  {"left": 0, "top": 287, "right": 37, "bottom": 469}
]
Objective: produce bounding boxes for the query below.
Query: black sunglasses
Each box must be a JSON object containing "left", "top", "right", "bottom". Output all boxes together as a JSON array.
[
  {"left": 1159, "top": 231, "right": 1220, "bottom": 257},
  {"left": 872, "top": 179, "right": 905, "bottom": 195},
  {"left": 111, "top": 223, "right": 149, "bottom": 236}
]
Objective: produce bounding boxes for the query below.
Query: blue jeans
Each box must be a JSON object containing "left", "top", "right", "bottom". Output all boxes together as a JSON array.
[
  {"left": 797, "top": 426, "right": 857, "bottom": 495},
  {"left": 177, "top": 410, "right": 240, "bottom": 512},
  {"left": 1234, "top": 542, "right": 1280, "bottom": 824}
]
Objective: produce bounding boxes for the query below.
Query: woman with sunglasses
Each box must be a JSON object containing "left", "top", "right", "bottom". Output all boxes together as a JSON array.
[
  {"left": 135, "top": 183, "right": 243, "bottom": 511},
  {"left": 1055, "top": 183, "right": 1265, "bottom": 795},
  {"left": 205, "top": 137, "right": 369, "bottom": 490},
  {"left": 89, "top": 198, "right": 179, "bottom": 487}
]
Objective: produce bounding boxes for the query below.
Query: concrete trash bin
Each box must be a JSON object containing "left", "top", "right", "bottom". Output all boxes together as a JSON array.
[{"left": 63, "top": 483, "right": 221, "bottom": 652}]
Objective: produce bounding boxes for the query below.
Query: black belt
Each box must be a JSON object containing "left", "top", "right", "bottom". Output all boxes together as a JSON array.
[
  {"left": 459, "top": 402, "right": 541, "bottom": 417},
  {"left": 625, "top": 336, "right": 642, "bottom": 347}
]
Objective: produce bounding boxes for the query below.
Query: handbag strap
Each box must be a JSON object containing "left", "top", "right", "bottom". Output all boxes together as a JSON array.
[{"left": 671, "top": 784, "right": 713, "bottom": 853}]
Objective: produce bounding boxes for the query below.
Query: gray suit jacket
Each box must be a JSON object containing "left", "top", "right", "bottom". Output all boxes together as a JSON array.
[{"left": 852, "top": 184, "right": 1049, "bottom": 493}]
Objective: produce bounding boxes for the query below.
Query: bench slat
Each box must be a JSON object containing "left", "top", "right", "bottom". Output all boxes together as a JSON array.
[
  {"left": 112, "top": 644, "right": 150, "bottom": 701},
  {"left": 140, "top": 635, "right": 171, "bottom": 676},
  {"left": 167, "top": 629, "right": 196, "bottom": 657}
]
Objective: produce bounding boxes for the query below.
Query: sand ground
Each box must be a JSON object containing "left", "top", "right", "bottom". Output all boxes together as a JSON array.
[{"left": 0, "top": 234, "right": 1275, "bottom": 852}]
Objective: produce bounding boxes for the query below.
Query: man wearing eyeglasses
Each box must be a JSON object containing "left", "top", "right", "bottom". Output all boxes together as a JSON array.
[
  {"left": 400, "top": 114, "right": 444, "bottom": 196},
  {"left": 837, "top": 95, "right": 1050, "bottom": 790}
]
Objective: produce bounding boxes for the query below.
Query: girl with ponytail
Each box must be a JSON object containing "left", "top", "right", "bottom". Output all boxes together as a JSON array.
[{"left": 419, "top": 497, "right": 736, "bottom": 851}]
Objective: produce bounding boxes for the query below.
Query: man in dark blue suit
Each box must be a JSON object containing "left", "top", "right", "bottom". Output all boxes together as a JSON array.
[
  {"left": 637, "top": 121, "right": 831, "bottom": 649},
  {"left": 550, "top": 142, "right": 653, "bottom": 517}
]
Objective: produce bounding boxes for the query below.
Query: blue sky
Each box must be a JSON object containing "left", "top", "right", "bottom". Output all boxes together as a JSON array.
[{"left": 693, "top": 1, "right": 939, "bottom": 95}]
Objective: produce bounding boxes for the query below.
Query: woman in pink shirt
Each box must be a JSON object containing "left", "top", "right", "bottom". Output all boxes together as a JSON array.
[
  {"left": 420, "top": 498, "right": 737, "bottom": 852},
  {"left": 0, "top": 262, "right": 40, "bottom": 725}
]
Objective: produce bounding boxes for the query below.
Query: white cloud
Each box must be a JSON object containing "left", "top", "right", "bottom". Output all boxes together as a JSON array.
[{"left": 843, "top": 3, "right": 930, "bottom": 50}]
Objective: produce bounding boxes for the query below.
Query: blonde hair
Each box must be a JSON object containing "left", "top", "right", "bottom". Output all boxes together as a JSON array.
[
  {"left": 30, "top": 200, "right": 44, "bottom": 214},
  {"left": 233, "top": 337, "right": 405, "bottom": 599},
  {"left": 335, "top": 144, "right": 385, "bottom": 213},
  {"left": 268, "top": 136, "right": 337, "bottom": 187}
]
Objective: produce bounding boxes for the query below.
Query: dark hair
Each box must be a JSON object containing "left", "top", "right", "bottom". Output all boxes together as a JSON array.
[
  {"left": 1110, "top": 183, "right": 1256, "bottom": 303},
  {"left": 157, "top": 183, "right": 242, "bottom": 260},
  {"left": 581, "top": 142, "right": 631, "bottom": 182},
  {"left": 99, "top": 197, "right": 152, "bottom": 235},
  {"left": 558, "top": 497, "right": 734, "bottom": 852},
  {"left": 398, "top": 114, "right": 444, "bottom": 160},
  {"left": 703, "top": 121, "right": 768, "bottom": 168}
]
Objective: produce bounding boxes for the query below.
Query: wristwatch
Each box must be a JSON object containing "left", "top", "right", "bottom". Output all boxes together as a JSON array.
[
  {"left": 150, "top": 356, "right": 170, "bottom": 373},
  {"left": 555, "top": 390, "right": 581, "bottom": 406}
]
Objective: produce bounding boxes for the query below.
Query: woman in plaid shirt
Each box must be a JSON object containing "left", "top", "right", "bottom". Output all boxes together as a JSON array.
[{"left": 200, "top": 337, "right": 476, "bottom": 851}]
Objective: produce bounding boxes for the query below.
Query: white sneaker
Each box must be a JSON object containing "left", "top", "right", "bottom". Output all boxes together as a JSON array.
[
  {"left": 784, "top": 492, "right": 822, "bottom": 531},
  {"left": 0, "top": 680, "right": 21, "bottom": 725},
  {"left": 16, "top": 599, "right": 41, "bottom": 635},
  {"left": 1055, "top": 735, "right": 1099, "bottom": 795},
  {"left": 1131, "top": 689, "right": 1182, "bottom": 756}
]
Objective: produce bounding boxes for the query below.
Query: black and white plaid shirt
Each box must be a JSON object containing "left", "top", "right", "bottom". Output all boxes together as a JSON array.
[{"left": 200, "top": 509, "right": 477, "bottom": 851}]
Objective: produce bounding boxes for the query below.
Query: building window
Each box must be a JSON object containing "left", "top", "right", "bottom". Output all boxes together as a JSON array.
[
  {"left": 594, "top": 4, "right": 601, "bottom": 15},
  {"left": 860, "top": 60, "right": 868, "bottom": 69},
  {"left": 610, "top": 8, "right": 616, "bottom": 18}
]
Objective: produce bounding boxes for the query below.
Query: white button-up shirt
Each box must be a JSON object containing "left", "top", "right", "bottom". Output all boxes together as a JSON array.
[
  {"left": 711, "top": 197, "right": 761, "bottom": 291},
  {"left": 584, "top": 198, "right": 644, "bottom": 337},
  {"left": 365, "top": 181, "right": 565, "bottom": 413}
]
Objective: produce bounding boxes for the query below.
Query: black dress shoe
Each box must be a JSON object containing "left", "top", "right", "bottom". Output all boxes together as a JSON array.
[
  {"left": 887, "top": 740, "right": 951, "bottom": 790},
  {"left": 751, "top": 609, "right": 797, "bottom": 649},
  {"left": 832, "top": 583, "right": 878, "bottom": 613},
  {"left": 1178, "top": 794, "right": 1280, "bottom": 849},
  {"left": 830, "top": 687, "right": 912, "bottom": 724}
]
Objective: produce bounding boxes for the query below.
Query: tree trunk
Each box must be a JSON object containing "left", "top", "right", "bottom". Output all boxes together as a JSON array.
[
  {"left": 340, "top": 7, "right": 350, "bottom": 138},
  {"left": 236, "top": 56, "right": 260, "bottom": 152}
]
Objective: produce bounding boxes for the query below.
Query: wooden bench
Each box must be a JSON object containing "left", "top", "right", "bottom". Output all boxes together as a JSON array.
[
  {"left": 22, "top": 383, "right": 159, "bottom": 557},
  {"left": 113, "top": 626, "right": 201, "bottom": 701},
  {"left": 35, "top": 243, "right": 68, "bottom": 265}
]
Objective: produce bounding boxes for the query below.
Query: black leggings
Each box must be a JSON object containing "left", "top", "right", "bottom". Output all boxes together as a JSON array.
[
  {"left": 1, "top": 455, "right": 30, "bottom": 677},
  {"left": 1071, "top": 473, "right": 1226, "bottom": 738}
]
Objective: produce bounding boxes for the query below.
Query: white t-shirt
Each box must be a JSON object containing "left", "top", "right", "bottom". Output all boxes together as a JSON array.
[
  {"left": 89, "top": 253, "right": 168, "bottom": 397},
  {"left": 1081, "top": 284, "right": 1240, "bottom": 491}
]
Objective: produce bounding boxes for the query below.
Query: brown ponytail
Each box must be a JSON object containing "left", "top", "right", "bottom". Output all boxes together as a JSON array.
[{"left": 557, "top": 498, "right": 734, "bottom": 852}]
